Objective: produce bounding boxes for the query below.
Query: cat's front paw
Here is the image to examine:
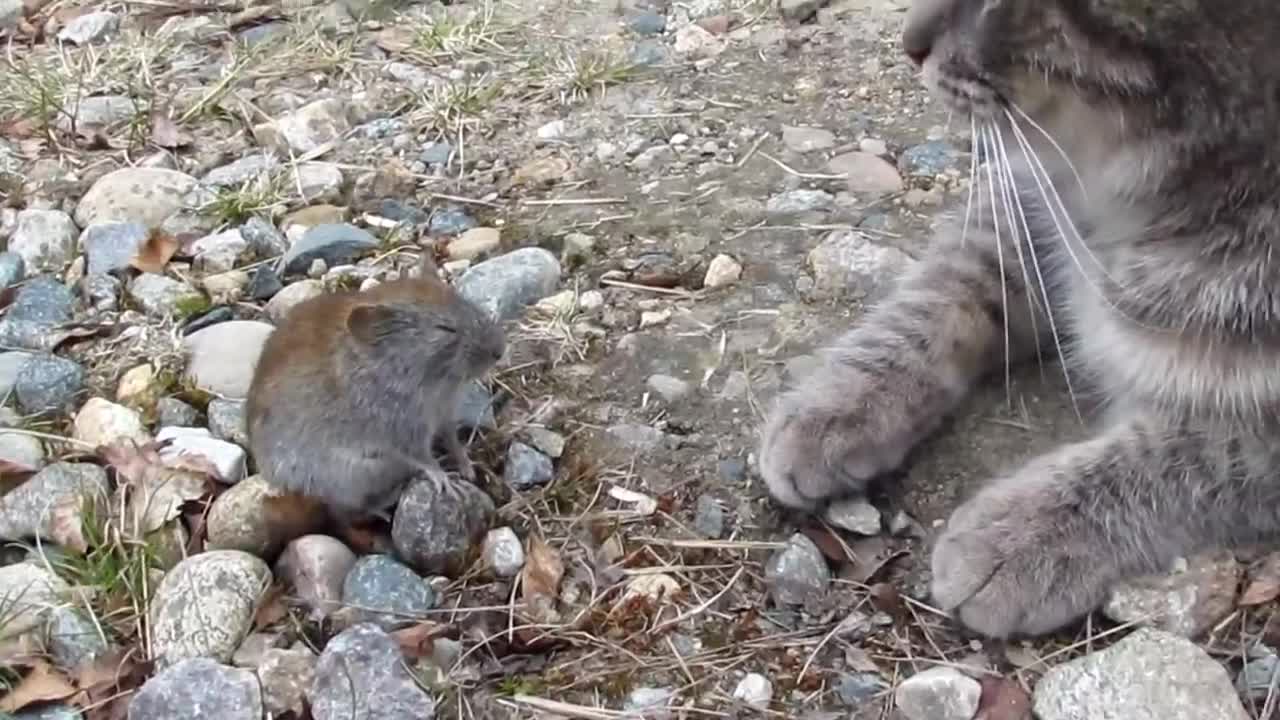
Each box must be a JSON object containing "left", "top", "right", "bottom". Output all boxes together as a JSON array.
[
  {"left": 930, "top": 472, "right": 1118, "bottom": 638},
  {"left": 757, "top": 365, "right": 927, "bottom": 511}
]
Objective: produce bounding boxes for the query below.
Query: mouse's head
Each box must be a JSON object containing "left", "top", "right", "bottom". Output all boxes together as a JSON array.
[{"left": 344, "top": 254, "right": 506, "bottom": 382}]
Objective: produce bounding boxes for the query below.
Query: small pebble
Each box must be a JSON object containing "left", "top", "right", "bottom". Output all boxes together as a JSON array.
[
  {"left": 482, "top": 527, "right": 525, "bottom": 578},
  {"left": 894, "top": 667, "right": 982, "bottom": 720},
  {"left": 504, "top": 442, "right": 554, "bottom": 489},
  {"left": 732, "top": 673, "right": 772, "bottom": 709}
]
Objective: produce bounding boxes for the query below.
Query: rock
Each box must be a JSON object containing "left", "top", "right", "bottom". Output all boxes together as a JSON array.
[
  {"left": 265, "top": 279, "right": 324, "bottom": 322},
  {"left": 10, "top": 209, "right": 78, "bottom": 273},
  {"left": 296, "top": 162, "right": 345, "bottom": 203},
  {"left": 456, "top": 248, "right": 561, "bottom": 322},
  {"left": 391, "top": 476, "right": 494, "bottom": 576},
  {"left": 837, "top": 672, "right": 888, "bottom": 705},
  {"left": 241, "top": 217, "right": 288, "bottom": 259},
  {"left": 205, "top": 475, "right": 277, "bottom": 554},
  {"left": 75, "top": 168, "right": 198, "bottom": 228},
  {"left": 128, "top": 657, "right": 263, "bottom": 720},
  {"left": 207, "top": 398, "right": 249, "bottom": 446},
  {"left": 807, "top": 230, "right": 911, "bottom": 298},
  {"left": 764, "top": 533, "right": 830, "bottom": 606},
  {"left": 500, "top": 438, "right": 555, "bottom": 489},
  {"left": 703, "top": 254, "right": 741, "bottom": 288},
  {"left": 0, "top": 251, "right": 24, "bottom": 287},
  {"left": 646, "top": 374, "right": 691, "bottom": 402},
  {"left": 482, "top": 527, "right": 524, "bottom": 578},
  {"left": 1102, "top": 550, "right": 1241, "bottom": 637},
  {"left": 1237, "top": 648, "right": 1279, "bottom": 699},
  {"left": 56, "top": 10, "right": 119, "bottom": 44},
  {"left": 630, "top": 10, "right": 666, "bottom": 34},
  {"left": 859, "top": 137, "right": 888, "bottom": 155},
  {"left": 828, "top": 152, "right": 905, "bottom": 194},
  {"left": 901, "top": 141, "right": 959, "bottom": 177},
  {"left": 673, "top": 23, "right": 723, "bottom": 57},
  {"left": 309, "top": 623, "right": 436, "bottom": 719},
  {"left": 47, "top": 606, "right": 109, "bottom": 669},
  {"left": 182, "top": 320, "right": 274, "bottom": 398},
  {"left": 282, "top": 224, "right": 379, "bottom": 275},
  {"left": 183, "top": 306, "right": 234, "bottom": 334},
  {"left": 149, "top": 550, "right": 272, "bottom": 668},
  {"left": 13, "top": 703, "right": 83, "bottom": 719},
  {"left": 606, "top": 423, "right": 668, "bottom": 451},
  {"left": 824, "top": 497, "right": 881, "bottom": 535},
  {"left": 732, "top": 673, "right": 772, "bottom": 709},
  {"left": 248, "top": 265, "right": 284, "bottom": 301},
  {"left": 191, "top": 229, "right": 249, "bottom": 274},
  {"left": 342, "top": 554, "right": 435, "bottom": 630},
  {"left": 230, "top": 631, "right": 284, "bottom": 667},
  {"left": 0, "top": 0, "right": 22, "bottom": 30},
  {"left": 446, "top": 227, "right": 501, "bottom": 261},
  {"left": 625, "top": 687, "right": 676, "bottom": 717},
  {"left": 115, "top": 363, "right": 159, "bottom": 411},
  {"left": 73, "top": 397, "right": 149, "bottom": 447},
  {"left": 419, "top": 141, "right": 452, "bottom": 166},
  {"left": 0, "top": 275, "right": 75, "bottom": 352},
  {"left": 894, "top": 667, "right": 982, "bottom": 720},
  {"left": 779, "top": 0, "right": 829, "bottom": 21},
  {"left": 782, "top": 125, "right": 835, "bottom": 153},
  {"left": 0, "top": 462, "right": 106, "bottom": 542},
  {"left": 257, "top": 647, "right": 316, "bottom": 716},
  {"left": 1032, "top": 628, "right": 1249, "bottom": 720},
  {"left": 155, "top": 426, "right": 247, "bottom": 483},
  {"left": 254, "top": 98, "right": 353, "bottom": 154},
  {"left": 203, "top": 271, "right": 248, "bottom": 305},
  {"left": 694, "top": 495, "right": 724, "bottom": 538},
  {"left": 128, "top": 273, "right": 205, "bottom": 317},
  {"left": 519, "top": 427, "right": 565, "bottom": 459},
  {"left": 84, "top": 273, "right": 121, "bottom": 311},
  {"left": 429, "top": 207, "right": 476, "bottom": 236},
  {"left": 157, "top": 397, "right": 199, "bottom": 427},
  {"left": 15, "top": 354, "right": 85, "bottom": 414},
  {"left": 0, "top": 562, "right": 68, "bottom": 638},
  {"left": 0, "top": 426, "right": 44, "bottom": 470},
  {"left": 202, "top": 154, "right": 279, "bottom": 187},
  {"left": 535, "top": 120, "right": 566, "bottom": 140},
  {"left": 767, "top": 189, "right": 834, "bottom": 215},
  {"left": 54, "top": 95, "right": 133, "bottom": 132},
  {"left": 454, "top": 381, "right": 496, "bottom": 430},
  {"left": 275, "top": 534, "right": 356, "bottom": 620}
]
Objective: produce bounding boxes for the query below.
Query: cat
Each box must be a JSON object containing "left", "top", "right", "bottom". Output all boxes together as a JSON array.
[{"left": 758, "top": 0, "right": 1280, "bottom": 638}]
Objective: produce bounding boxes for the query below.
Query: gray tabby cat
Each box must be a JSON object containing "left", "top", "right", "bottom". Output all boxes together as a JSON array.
[{"left": 758, "top": 0, "right": 1280, "bottom": 638}]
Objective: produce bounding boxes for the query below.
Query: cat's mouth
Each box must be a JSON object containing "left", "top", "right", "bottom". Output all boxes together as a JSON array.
[{"left": 923, "top": 61, "right": 1003, "bottom": 118}]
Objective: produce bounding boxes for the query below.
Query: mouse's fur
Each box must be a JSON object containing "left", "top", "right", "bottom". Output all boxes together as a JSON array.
[
  {"left": 246, "top": 254, "right": 505, "bottom": 522},
  {"left": 758, "top": 0, "right": 1280, "bottom": 637}
]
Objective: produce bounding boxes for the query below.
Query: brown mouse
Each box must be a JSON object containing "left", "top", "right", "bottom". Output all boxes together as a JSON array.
[{"left": 245, "top": 252, "right": 505, "bottom": 524}]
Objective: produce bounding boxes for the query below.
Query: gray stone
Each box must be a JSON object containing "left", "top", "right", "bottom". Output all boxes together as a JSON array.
[
  {"left": 15, "top": 355, "right": 85, "bottom": 414},
  {"left": 606, "top": 423, "right": 668, "bottom": 452},
  {"left": 482, "top": 527, "right": 524, "bottom": 578},
  {"left": 205, "top": 475, "right": 274, "bottom": 553},
  {"left": 630, "top": 39, "right": 668, "bottom": 67},
  {"left": 428, "top": 207, "right": 476, "bottom": 236},
  {"left": 391, "top": 476, "right": 494, "bottom": 576},
  {"left": 895, "top": 667, "right": 981, "bottom": 720},
  {"left": 14, "top": 703, "right": 83, "bottom": 719},
  {"left": 191, "top": 229, "right": 249, "bottom": 274},
  {"left": 56, "top": 95, "right": 134, "bottom": 132},
  {"left": 646, "top": 374, "right": 691, "bottom": 402},
  {"left": 694, "top": 494, "right": 724, "bottom": 539},
  {"left": 446, "top": 227, "right": 501, "bottom": 261},
  {"left": 1102, "top": 551, "right": 1240, "bottom": 638},
  {"left": 56, "top": 10, "right": 119, "bottom": 44},
  {"left": 128, "top": 273, "right": 205, "bottom": 317},
  {"left": 207, "top": 398, "right": 248, "bottom": 446},
  {"left": 824, "top": 497, "right": 881, "bottom": 535},
  {"left": 341, "top": 554, "right": 435, "bottom": 630},
  {"left": 309, "top": 623, "right": 436, "bottom": 720},
  {"left": 1033, "top": 628, "right": 1249, "bottom": 720},
  {"left": 503, "top": 442, "right": 554, "bottom": 489},
  {"left": 75, "top": 167, "right": 199, "bottom": 228},
  {"left": 7, "top": 276, "right": 74, "bottom": 328},
  {"left": 181, "top": 320, "right": 275, "bottom": 398},
  {"left": 782, "top": 125, "right": 835, "bottom": 153},
  {"left": 901, "top": 141, "right": 959, "bottom": 177},
  {"left": 456, "top": 247, "right": 561, "bottom": 323},
  {"left": 10, "top": 209, "right": 78, "bottom": 273},
  {"left": 629, "top": 11, "right": 666, "bottom": 35},
  {"left": 0, "top": 426, "right": 43, "bottom": 470},
  {"left": 624, "top": 687, "right": 676, "bottom": 716},
  {"left": 1237, "top": 648, "right": 1279, "bottom": 699},
  {"left": 0, "top": 350, "right": 32, "bottom": 399},
  {"left": 0, "top": 462, "right": 107, "bottom": 542},
  {"left": 84, "top": 273, "right": 120, "bottom": 311},
  {"left": 295, "top": 163, "right": 345, "bottom": 203},
  {"left": 156, "top": 426, "right": 246, "bottom": 483},
  {"left": 807, "top": 230, "right": 911, "bottom": 298},
  {"left": 519, "top": 427, "right": 565, "bottom": 458},
  {"left": 128, "top": 657, "right": 263, "bottom": 720},
  {"left": 47, "top": 606, "right": 109, "bottom": 670},
  {"left": 282, "top": 224, "right": 379, "bottom": 275},
  {"left": 838, "top": 672, "right": 887, "bottom": 705},
  {"left": 419, "top": 141, "right": 452, "bottom": 166},
  {"left": 275, "top": 534, "right": 356, "bottom": 620},
  {"left": 0, "top": 252, "right": 25, "bottom": 288},
  {"left": 248, "top": 265, "right": 284, "bottom": 300},
  {"left": 257, "top": 647, "right": 316, "bottom": 716},
  {"left": 764, "top": 533, "right": 830, "bottom": 606},
  {"left": 0, "top": 563, "right": 68, "bottom": 640},
  {"left": 254, "top": 98, "right": 353, "bottom": 154},
  {"left": 240, "top": 217, "right": 288, "bottom": 258},
  {"left": 265, "top": 279, "right": 324, "bottom": 322},
  {"left": 149, "top": 550, "right": 272, "bottom": 668},
  {"left": 828, "top": 151, "right": 905, "bottom": 194},
  {"left": 766, "top": 189, "right": 834, "bottom": 215},
  {"left": 157, "top": 397, "right": 200, "bottom": 427},
  {"left": 0, "top": 0, "right": 23, "bottom": 30},
  {"left": 454, "top": 381, "right": 496, "bottom": 430},
  {"left": 202, "top": 154, "right": 280, "bottom": 188},
  {"left": 81, "top": 222, "right": 149, "bottom": 275},
  {"left": 778, "top": 0, "right": 829, "bottom": 21}
]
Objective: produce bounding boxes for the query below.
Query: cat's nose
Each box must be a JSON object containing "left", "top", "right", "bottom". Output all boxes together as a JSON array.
[{"left": 903, "top": 27, "right": 932, "bottom": 65}]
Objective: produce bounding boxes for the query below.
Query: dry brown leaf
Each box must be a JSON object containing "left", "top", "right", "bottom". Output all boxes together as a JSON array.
[
  {"left": 48, "top": 493, "right": 92, "bottom": 553},
  {"left": 372, "top": 27, "right": 415, "bottom": 52},
  {"left": 390, "top": 621, "right": 447, "bottom": 660},
  {"left": 842, "top": 535, "right": 908, "bottom": 584},
  {"left": 99, "top": 440, "right": 212, "bottom": 537},
  {"left": 73, "top": 649, "right": 150, "bottom": 720},
  {"left": 252, "top": 583, "right": 290, "bottom": 631},
  {"left": 799, "top": 525, "right": 848, "bottom": 565},
  {"left": 149, "top": 113, "right": 191, "bottom": 149},
  {"left": 0, "top": 661, "right": 77, "bottom": 712},
  {"left": 976, "top": 675, "right": 1032, "bottom": 720},
  {"left": 521, "top": 536, "right": 564, "bottom": 622},
  {"left": 1241, "top": 552, "right": 1280, "bottom": 606},
  {"left": 128, "top": 229, "right": 180, "bottom": 274}
]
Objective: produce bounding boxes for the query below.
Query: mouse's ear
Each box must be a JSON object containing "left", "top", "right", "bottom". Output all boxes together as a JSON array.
[{"left": 347, "top": 304, "right": 406, "bottom": 346}]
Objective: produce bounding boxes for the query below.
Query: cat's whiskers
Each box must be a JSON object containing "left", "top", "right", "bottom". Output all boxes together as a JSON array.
[
  {"left": 1007, "top": 99, "right": 1088, "bottom": 201},
  {"left": 962, "top": 115, "right": 979, "bottom": 249},
  {"left": 979, "top": 123, "right": 1014, "bottom": 405}
]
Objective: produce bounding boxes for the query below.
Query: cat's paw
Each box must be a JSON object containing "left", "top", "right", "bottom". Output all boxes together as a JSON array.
[
  {"left": 757, "top": 364, "right": 929, "bottom": 511},
  {"left": 930, "top": 471, "right": 1117, "bottom": 638}
]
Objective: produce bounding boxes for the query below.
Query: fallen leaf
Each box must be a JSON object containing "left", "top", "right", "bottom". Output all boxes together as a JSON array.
[
  {"left": 867, "top": 582, "right": 904, "bottom": 618},
  {"left": 799, "top": 525, "right": 848, "bottom": 565},
  {"left": 149, "top": 113, "right": 191, "bottom": 149},
  {"left": 976, "top": 675, "right": 1032, "bottom": 720},
  {"left": 128, "top": 229, "right": 180, "bottom": 274},
  {"left": 253, "top": 583, "right": 290, "bottom": 631},
  {"left": 0, "top": 661, "right": 76, "bottom": 712},
  {"left": 521, "top": 536, "right": 564, "bottom": 623},
  {"left": 0, "top": 456, "right": 38, "bottom": 495},
  {"left": 842, "top": 535, "right": 908, "bottom": 584},
  {"left": 390, "top": 621, "right": 447, "bottom": 660},
  {"left": 621, "top": 573, "right": 681, "bottom": 604},
  {"left": 73, "top": 649, "right": 150, "bottom": 720},
  {"left": 99, "top": 440, "right": 212, "bottom": 538},
  {"left": 48, "top": 493, "right": 92, "bottom": 553},
  {"left": 1242, "top": 552, "right": 1280, "bottom": 606}
]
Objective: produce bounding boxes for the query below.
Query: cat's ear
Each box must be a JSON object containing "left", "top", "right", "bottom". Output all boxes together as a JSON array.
[{"left": 347, "top": 304, "right": 410, "bottom": 345}]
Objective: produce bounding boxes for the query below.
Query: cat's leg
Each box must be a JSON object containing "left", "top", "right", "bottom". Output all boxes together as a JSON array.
[
  {"left": 759, "top": 209, "right": 1053, "bottom": 510},
  {"left": 931, "top": 418, "right": 1280, "bottom": 638}
]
